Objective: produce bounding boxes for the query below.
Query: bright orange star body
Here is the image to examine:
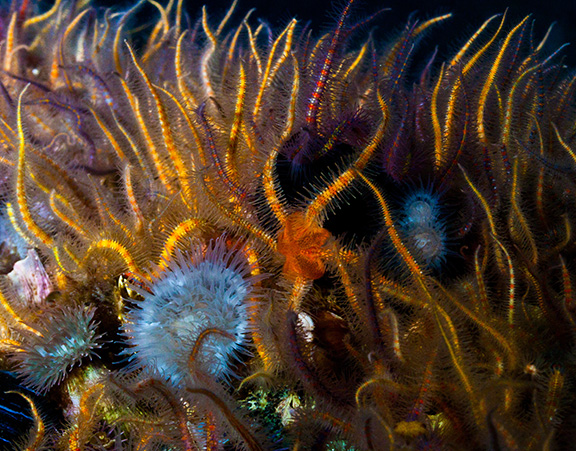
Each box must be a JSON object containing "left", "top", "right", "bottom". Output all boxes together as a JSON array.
[{"left": 277, "top": 212, "right": 331, "bottom": 280}]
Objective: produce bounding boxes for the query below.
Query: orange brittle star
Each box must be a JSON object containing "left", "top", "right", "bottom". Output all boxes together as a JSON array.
[{"left": 277, "top": 211, "right": 332, "bottom": 280}]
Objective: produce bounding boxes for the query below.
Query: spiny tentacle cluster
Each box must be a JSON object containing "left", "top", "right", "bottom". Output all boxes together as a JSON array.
[
  {"left": 0, "top": 0, "right": 574, "bottom": 449},
  {"left": 123, "top": 237, "right": 257, "bottom": 386}
]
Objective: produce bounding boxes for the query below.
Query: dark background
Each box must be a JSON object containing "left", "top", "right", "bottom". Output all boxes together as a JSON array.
[
  {"left": 90, "top": 0, "right": 576, "bottom": 66},
  {"left": 187, "top": 0, "right": 576, "bottom": 66}
]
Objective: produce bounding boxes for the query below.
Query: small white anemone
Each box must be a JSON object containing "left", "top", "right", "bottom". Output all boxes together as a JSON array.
[
  {"left": 12, "top": 306, "right": 101, "bottom": 393},
  {"left": 400, "top": 189, "right": 448, "bottom": 269}
]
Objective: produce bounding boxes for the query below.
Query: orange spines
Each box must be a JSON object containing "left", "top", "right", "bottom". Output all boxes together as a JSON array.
[
  {"left": 188, "top": 328, "right": 236, "bottom": 377},
  {"left": 187, "top": 387, "right": 265, "bottom": 451},
  {"left": 305, "top": 90, "right": 388, "bottom": 223},
  {"left": 0, "top": 286, "right": 42, "bottom": 337},
  {"left": 136, "top": 379, "right": 198, "bottom": 450},
  {"left": 124, "top": 45, "right": 177, "bottom": 195},
  {"left": 156, "top": 219, "right": 202, "bottom": 271},
  {"left": 10, "top": 391, "right": 45, "bottom": 450},
  {"left": 305, "top": 0, "right": 354, "bottom": 129},
  {"left": 84, "top": 239, "right": 141, "bottom": 277},
  {"left": 14, "top": 86, "right": 54, "bottom": 247},
  {"left": 197, "top": 103, "right": 247, "bottom": 205},
  {"left": 277, "top": 211, "right": 331, "bottom": 280}
]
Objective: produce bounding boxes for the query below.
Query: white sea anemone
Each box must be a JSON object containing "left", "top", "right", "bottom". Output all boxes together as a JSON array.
[
  {"left": 123, "top": 237, "right": 257, "bottom": 386},
  {"left": 12, "top": 306, "right": 101, "bottom": 393}
]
